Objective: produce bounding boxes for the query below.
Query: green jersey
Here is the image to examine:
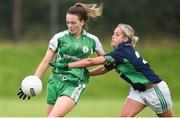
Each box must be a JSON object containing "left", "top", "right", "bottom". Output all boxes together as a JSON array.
[{"left": 49, "top": 30, "right": 104, "bottom": 84}]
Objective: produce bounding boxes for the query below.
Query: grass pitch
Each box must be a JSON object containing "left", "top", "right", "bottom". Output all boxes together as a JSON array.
[
  {"left": 1, "top": 97, "right": 179, "bottom": 117},
  {"left": 0, "top": 41, "right": 180, "bottom": 117}
]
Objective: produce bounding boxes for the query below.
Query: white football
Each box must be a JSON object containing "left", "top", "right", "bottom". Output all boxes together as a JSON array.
[{"left": 21, "top": 75, "right": 42, "bottom": 96}]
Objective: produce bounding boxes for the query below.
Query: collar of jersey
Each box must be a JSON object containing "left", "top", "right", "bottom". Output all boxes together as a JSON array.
[
  {"left": 123, "top": 41, "right": 132, "bottom": 46},
  {"left": 68, "top": 29, "right": 87, "bottom": 37},
  {"left": 114, "top": 41, "right": 132, "bottom": 49}
]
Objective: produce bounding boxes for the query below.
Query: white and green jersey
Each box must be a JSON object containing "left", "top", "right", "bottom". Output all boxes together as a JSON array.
[{"left": 49, "top": 30, "right": 104, "bottom": 84}]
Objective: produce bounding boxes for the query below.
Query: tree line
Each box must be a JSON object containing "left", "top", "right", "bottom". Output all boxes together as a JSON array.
[{"left": 0, "top": 0, "right": 180, "bottom": 42}]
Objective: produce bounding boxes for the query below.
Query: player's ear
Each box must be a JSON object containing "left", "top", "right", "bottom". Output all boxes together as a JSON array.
[
  {"left": 123, "top": 36, "right": 129, "bottom": 42},
  {"left": 80, "top": 19, "right": 85, "bottom": 26}
]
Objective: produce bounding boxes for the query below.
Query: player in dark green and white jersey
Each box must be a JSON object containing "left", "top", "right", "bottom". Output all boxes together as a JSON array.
[
  {"left": 32, "top": 3, "right": 104, "bottom": 117},
  {"left": 64, "top": 23, "right": 174, "bottom": 117}
]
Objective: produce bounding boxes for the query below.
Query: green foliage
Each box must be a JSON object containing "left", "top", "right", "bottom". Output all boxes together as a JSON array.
[{"left": 1, "top": 0, "right": 180, "bottom": 39}]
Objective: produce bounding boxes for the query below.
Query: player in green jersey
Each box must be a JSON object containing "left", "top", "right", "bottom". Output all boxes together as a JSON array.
[{"left": 18, "top": 3, "right": 105, "bottom": 117}]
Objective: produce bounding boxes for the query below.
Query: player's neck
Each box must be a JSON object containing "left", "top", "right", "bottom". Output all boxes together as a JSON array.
[{"left": 73, "top": 32, "right": 81, "bottom": 38}]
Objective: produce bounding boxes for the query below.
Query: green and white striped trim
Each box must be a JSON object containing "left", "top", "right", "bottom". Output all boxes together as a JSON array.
[
  {"left": 154, "top": 86, "right": 168, "bottom": 112},
  {"left": 71, "top": 84, "right": 86, "bottom": 102}
]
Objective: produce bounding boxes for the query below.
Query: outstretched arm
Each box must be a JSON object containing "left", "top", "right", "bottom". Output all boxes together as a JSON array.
[
  {"left": 68, "top": 56, "right": 107, "bottom": 68},
  {"left": 89, "top": 65, "right": 108, "bottom": 76},
  {"left": 68, "top": 56, "right": 115, "bottom": 76}
]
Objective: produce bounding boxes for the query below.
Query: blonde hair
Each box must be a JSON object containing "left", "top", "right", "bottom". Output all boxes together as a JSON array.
[{"left": 118, "top": 23, "right": 139, "bottom": 47}]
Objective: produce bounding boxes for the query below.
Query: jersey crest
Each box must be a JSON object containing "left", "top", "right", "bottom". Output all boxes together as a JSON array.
[{"left": 82, "top": 45, "right": 89, "bottom": 53}]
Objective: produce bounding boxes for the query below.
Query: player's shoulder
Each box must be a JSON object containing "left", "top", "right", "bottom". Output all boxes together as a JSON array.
[
  {"left": 83, "top": 30, "right": 99, "bottom": 41},
  {"left": 117, "top": 42, "right": 133, "bottom": 49},
  {"left": 53, "top": 30, "right": 69, "bottom": 39},
  {"left": 116, "top": 42, "right": 135, "bottom": 56}
]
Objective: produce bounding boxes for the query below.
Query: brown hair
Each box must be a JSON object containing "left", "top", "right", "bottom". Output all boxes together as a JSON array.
[{"left": 67, "top": 3, "right": 103, "bottom": 22}]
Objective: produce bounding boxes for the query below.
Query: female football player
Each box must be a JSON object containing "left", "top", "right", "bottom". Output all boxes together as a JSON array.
[
  {"left": 62, "top": 23, "right": 174, "bottom": 117},
  {"left": 18, "top": 3, "right": 105, "bottom": 117}
]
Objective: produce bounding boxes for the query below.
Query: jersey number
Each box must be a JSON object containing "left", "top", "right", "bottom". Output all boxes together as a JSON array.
[{"left": 135, "top": 51, "right": 147, "bottom": 64}]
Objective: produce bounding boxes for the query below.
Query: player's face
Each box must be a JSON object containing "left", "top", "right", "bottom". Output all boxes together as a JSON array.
[
  {"left": 66, "top": 14, "right": 84, "bottom": 36},
  {"left": 111, "top": 27, "right": 127, "bottom": 47}
]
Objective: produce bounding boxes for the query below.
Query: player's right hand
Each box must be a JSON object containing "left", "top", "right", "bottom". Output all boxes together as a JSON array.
[{"left": 17, "top": 88, "right": 31, "bottom": 100}]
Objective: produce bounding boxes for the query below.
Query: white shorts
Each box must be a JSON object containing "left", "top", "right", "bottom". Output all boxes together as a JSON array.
[{"left": 128, "top": 81, "right": 173, "bottom": 114}]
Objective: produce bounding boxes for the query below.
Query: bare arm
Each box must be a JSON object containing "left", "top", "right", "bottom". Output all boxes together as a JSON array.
[
  {"left": 67, "top": 49, "right": 111, "bottom": 76},
  {"left": 68, "top": 56, "right": 107, "bottom": 68},
  {"left": 68, "top": 49, "right": 105, "bottom": 68},
  {"left": 34, "top": 48, "right": 55, "bottom": 78},
  {"left": 89, "top": 65, "right": 108, "bottom": 76}
]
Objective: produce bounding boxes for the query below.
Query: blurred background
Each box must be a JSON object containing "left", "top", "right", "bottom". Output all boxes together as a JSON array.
[{"left": 0, "top": 0, "right": 180, "bottom": 117}]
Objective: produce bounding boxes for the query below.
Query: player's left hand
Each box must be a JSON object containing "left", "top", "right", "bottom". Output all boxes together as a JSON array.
[{"left": 17, "top": 88, "right": 31, "bottom": 100}]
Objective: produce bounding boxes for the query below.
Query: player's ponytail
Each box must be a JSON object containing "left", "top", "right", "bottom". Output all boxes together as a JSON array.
[
  {"left": 74, "top": 3, "right": 103, "bottom": 19},
  {"left": 67, "top": 3, "right": 103, "bottom": 22}
]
